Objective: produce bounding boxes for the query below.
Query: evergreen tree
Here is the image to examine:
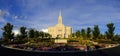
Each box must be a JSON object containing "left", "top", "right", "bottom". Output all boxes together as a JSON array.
[
  {"left": 34, "top": 30, "right": 39, "bottom": 38},
  {"left": 44, "top": 33, "right": 51, "bottom": 38},
  {"left": 39, "top": 31, "right": 44, "bottom": 38},
  {"left": 92, "top": 25, "right": 100, "bottom": 39},
  {"left": 15, "top": 34, "right": 22, "bottom": 43},
  {"left": 87, "top": 27, "right": 91, "bottom": 39},
  {"left": 99, "top": 34, "right": 106, "bottom": 39},
  {"left": 112, "top": 34, "right": 120, "bottom": 41},
  {"left": 20, "top": 26, "right": 27, "bottom": 39},
  {"left": 29, "top": 29, "right": 34, "bottom": 38},
  {"left": 75, "top": 30, "right": 81, "bottom": 38},
  {"left": 71, "top": 33, "right": 76, "bottom": 37},
  {"left": 105, "top": 23, "right": 115, "bottom": 39},
  {"left": 81, "top": 29, "right": 86, "bottom": 38},
  {"left": 2, "top": 23, "right": 14, "bottom": 42}
]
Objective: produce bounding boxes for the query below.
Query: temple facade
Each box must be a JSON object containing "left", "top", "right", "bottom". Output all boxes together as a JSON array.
[{"left": 48, "top": 11, "right": 72, "bottom": 38}]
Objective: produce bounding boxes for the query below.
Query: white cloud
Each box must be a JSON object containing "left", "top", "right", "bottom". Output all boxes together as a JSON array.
[
  {"left": 0, "top": 9, "right": 10, "bottom": 17},
  {"left": 8, "top": 0, "right": 120, "bottom": 34},
  {"left": 13, "top": 16, "right": 18, "bottom": 19},
  {"left": 12, "top": 30, "right": 20, "bottom": 36},
  {"left": 0, "top": 9, "right": 10, "bottom": 23},
  {"left": 4, "top": 10, "right": 10, "bottom": 16},
  {"left": 41, "top": 28, "right": 48, "bottom": 33},
  {"left": 0, "top": 17, "right": 6, "bottom": 23},
  {"left": 13, "top": 9, "right": 59, "bottom": 31}
]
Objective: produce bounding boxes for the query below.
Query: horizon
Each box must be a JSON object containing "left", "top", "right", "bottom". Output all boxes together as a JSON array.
[{"left": 0, "top": 0, "right": 120, "bottom": 37}]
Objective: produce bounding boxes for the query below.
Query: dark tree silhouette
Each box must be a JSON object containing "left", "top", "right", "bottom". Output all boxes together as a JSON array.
[
  {"left": 105, "top": 23, "right": 115, "bottom": 39},
  {"left": 34, "top": 30, "right": 39, "bottom": 38},
  {"left": 39, "top": 31, "right": 44, "bottom": 38},
  {"left": 20, "top": 26, "right": 27, "bottom": 39},
  {"left": 92, "top": 25, "right": 100, "bottom": 39},
  {"left": 2, "top": 23, "right": 14, "bottom": 42},
  {"left": 29, "top": 29, "right": 34, "bottom": 38},
  {"left": 87, "top": 27, "right": 91, "bottom": 39},
  {"left": 81, "top": 29, "right": 86, "bottom": 38},
  {"left": 75, "top": 30, "right": 81, "bottom": 38}
]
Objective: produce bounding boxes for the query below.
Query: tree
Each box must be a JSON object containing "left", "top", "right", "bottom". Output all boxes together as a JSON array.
[
  {"left": 112, "top": 34, "right": 120, "bottom": 41},
  {"left": 81, "top": 29, "right": 86, "bottom": 38},
  {"left": 105, "top": 23, "right": 115, "bottom": 39},
  {"left": 29, "top": 29, "right": 34, "bottom": 38},
  {"left": 34, "top": 30, "right": 39, "bottom": 38},
  {"left": 87, "top": 27, "right": 91, "bottom": 39},
  {"left": 15, "top": 34, "right": 22, "bottom": 43},
  {"left": 75, "top": 30, "right": 81, "bottom": 38},
  {"left": 20, "top": 26, "right": 27, "bottom": 39},
  {"left": 2, "top": 23, "right": 14, "bottom": 42},
  {"left": 71, "top": 33, "right": 76, "bottom": 37},
  {"left": 44, "top": 33, "right": 51, "bottom": 38},
  {"left": 92, "top": 25, "right": 100, "bottom": 40},
  {"left": 39, "top": 31, "right": 44, "bottom": 38}
]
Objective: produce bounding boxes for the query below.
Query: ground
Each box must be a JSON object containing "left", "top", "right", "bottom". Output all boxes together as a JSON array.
[{"left": 0, "top": 44, "right": 120, "bottom": 56}]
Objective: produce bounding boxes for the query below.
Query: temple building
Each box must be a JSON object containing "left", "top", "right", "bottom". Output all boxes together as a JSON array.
[{"left": 48, "top": 11, "right": 72, "bottom": 38}]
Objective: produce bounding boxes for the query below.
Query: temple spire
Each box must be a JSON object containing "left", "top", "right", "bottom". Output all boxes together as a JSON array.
[
  {"left": 58, "top": 10, "right": 62, "bottom": 24},
  {"left": 59, "top": 10, "right": 62, "bottom": 16}
]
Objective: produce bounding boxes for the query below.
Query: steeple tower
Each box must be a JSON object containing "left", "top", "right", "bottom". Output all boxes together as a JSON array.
[
  {"left": 58, "top": 10, "right": 62, "bottom": 24},
  {"left": 48, "top": 10, "right": 72, "bottom": 38}
]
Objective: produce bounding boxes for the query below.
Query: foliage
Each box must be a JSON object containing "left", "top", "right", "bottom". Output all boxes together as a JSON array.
[
  {"left": 28, "top": 29, "right": 34, "bottom": 38},
  {"left": 39, "top": 31, "right": 44, "bottom": 38},
  {"left": 105, "top": 23, "right": 115, "bottom": 39},
  {"left": 40, "top": 38, "right": 52, "bottom": 42},
  {"left": 92, "top": 25, "right": 100, "bottom": 40},
  {"left": 1, "top": 22, "right": 120, "bottom": 44},
  {"left": 71, "top": 33, "right": 76, "bottom": 37},
  {"left": 94, "top": 39, "right": 118, "bottom": 44},
  {"left": 87, "top": 27, "right": 91, "bottom": 39},
  {"left": 68, "top": 39, "right": 79, "bottom": 42},
  {"left": 75, "top": 30, "right": 81, "bottom": 38},
  {"left": 99, "top": 34, "right": 106, "bottom": 39},
  {"left": 44, "top": 33, "right": 51, "bottom": 38},
  {"left": 20, "top": 26, "right": 27, "bottom": 39},
  {"left": 2, "top": 23, "right": 14, "bottom": 43},
  {"left": 81, "top": 29, "right": 86, "bottom": 39},
  {"left": 34, "top": 30, "right": 39, "bottom": 38},
  {"left": 112, "top": 35, "right": 120, "bottom": 41}
]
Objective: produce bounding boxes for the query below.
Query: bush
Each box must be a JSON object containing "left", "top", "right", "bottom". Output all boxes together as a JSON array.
[
  {"left": 40, "top": 38, "right": 50, "bottom": 42},
  {"left": 68, "top": 39, "right": 79, "bottom": 42},
  {"left": 94, "top": 39, "right": 118, "bottom": 44}
]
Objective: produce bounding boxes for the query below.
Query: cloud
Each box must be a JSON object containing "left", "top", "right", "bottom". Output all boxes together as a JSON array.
[
  {"left": 0, "top": 9, "right": 4, "bottom": 16},
  {"left": 13, "top": 16, "right": 18, "bottom": 19},
  {"left": 12, "top": 30, "right": 20, "bottom": 36},
  {"left": 0, "top": 9, "right": 10, "bottom": 17},
  {"left": 41, "top": 28, "right": 48, "bottom": 33},
  {"left": 0, "top": 9, "right": 10, "bottom": 23},
  {"left": 1, "top": 0, "right": 119, "bottom": 34},
  {"left": 13, "top": 9, "right": 59, "bottom": 31},
  {"left": 0, "top": 17, "right": 6, "bottom": 23}
]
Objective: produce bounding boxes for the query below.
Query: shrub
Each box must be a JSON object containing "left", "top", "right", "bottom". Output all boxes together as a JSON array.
[{"left": 68, "top": 39, "right": 79, "bottom": 42}]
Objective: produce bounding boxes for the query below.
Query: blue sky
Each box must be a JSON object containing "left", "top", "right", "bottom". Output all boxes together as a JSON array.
[{"left": 0, "top": 0, "right": 120, "bottom": 37}]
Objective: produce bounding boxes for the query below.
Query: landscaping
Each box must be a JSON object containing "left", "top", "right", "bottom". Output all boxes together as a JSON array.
[{"left": 1, "top": 22, "right": 120, "bottom": 52}]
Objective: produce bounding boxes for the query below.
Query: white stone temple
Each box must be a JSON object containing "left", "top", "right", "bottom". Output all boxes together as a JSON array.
[{"left": 48, "top": 11, "right": 72, "bottom": 38}]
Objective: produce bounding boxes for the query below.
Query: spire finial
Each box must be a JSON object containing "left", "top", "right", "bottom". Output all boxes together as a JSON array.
[
  {"left": 58, "top": 10, "right": 62, "bottom": 24},
  {"left": 59, "top": 10, "right": 62, "bottom": 16}
]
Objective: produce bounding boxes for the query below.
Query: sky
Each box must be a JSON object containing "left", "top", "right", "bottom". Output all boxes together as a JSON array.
[{"left": 0, "top": 0, "right": 120, "bottom": 37}]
